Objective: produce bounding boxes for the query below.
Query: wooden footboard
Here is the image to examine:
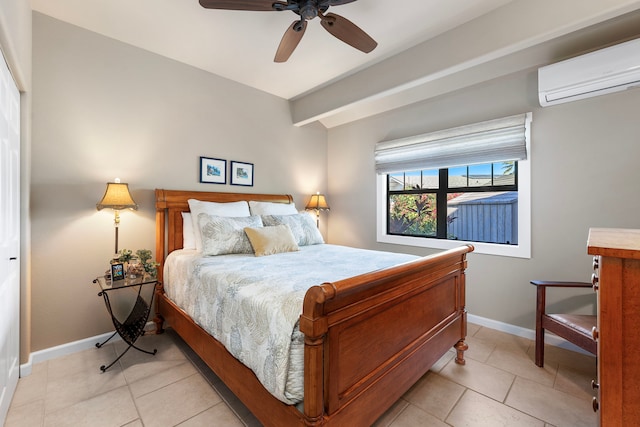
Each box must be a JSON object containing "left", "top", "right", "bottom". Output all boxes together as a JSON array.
[
  {"left": 154, "top": 189, "right": 473, "bottom": 426},
  {"left": 301, "top": 244, "right": 472, "bottom": 426}
]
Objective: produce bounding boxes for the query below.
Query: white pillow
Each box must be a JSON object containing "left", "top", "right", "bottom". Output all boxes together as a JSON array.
[
  {"left": 198, "top": 215, "right": 263, "bottom": 256},
  {"left": 248, "top": 200, "right": 298, "bottom": 216},
  {"left": 261, "top": 212, "right": 324, "bottom": 246},
  {"left": 188, "top": 199, "right": 251, "bottom": 252},
  {"left": 181, "top": 212, "right": 196, "bottom": 250}
]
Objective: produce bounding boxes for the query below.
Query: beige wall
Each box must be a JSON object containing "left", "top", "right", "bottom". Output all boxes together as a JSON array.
[
  {"left": 31, "top": 13, "right": 327, "bottom": 351},
  {"left": 327, "top": 67, "right": 640, "bottom": 329}
]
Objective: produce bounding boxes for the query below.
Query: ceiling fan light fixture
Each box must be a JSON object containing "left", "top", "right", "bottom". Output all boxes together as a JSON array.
[{"left": 300, "top": 4, "right": 318, "bottom": 20}]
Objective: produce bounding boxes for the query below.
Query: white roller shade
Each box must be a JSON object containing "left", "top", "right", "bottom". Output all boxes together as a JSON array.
[{"left": 375, "top": 113, "right": 532, "bottom": 174}]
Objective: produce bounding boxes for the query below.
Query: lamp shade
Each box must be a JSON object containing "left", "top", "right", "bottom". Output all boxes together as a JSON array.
[
  {"left": 96, "top": 182, "right": 138, "bottom": 211},
  {"left": 305, "top": 193, "right": 330, "bottom": 211}
]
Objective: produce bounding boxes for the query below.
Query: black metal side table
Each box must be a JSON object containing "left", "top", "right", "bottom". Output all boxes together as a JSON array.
[{"left": 94, "top": 274, "right": 159, "bottom": 372}]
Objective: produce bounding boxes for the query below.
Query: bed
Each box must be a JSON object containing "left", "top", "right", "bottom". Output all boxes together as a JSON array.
[{"left": 153, "top": 188, "right": 473, "bottom": 426}]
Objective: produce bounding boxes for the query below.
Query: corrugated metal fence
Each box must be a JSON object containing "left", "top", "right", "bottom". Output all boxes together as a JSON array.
[{"left": 447, "top": 192, "right": 517, "bottom": 244}]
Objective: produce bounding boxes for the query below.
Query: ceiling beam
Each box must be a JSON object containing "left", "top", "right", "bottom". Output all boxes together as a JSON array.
[{"left": 290, "top": 0, "right": 640, "bottom": 128}]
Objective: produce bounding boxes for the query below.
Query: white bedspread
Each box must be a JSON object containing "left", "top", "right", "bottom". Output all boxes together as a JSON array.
[{"left": 163, "top": 244, "right": 418, "bottom": 404}]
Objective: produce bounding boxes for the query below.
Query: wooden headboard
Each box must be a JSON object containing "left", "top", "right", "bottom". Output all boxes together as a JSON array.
[{"left": 154, "top": 189, "right": 294, "bottom": 280}]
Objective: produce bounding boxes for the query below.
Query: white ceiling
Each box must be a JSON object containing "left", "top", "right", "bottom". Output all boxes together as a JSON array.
[{"left": 30, "top": 0, "right": 513, "bottom": 100}]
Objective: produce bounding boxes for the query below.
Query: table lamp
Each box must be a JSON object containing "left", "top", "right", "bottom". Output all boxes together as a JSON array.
[
  {"left": 96, "top": 178, "right": 138, "bottom": 254},
  {"left": 305, "top": 192, "right": 330, "bottom": 227}
]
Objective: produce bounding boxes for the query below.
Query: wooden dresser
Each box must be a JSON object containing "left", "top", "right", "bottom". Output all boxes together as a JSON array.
[{"left": 587, "top": 228, "right": 640, "bottom": 425}]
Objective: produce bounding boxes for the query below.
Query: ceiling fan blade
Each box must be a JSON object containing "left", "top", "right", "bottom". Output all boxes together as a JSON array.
[
  {"left": 274, "top": 20, "right": 307, "bottom": 63},
  {"left": 327, "top": 0, "right": 359, "bottom": 5},
  {"left": 199, "top": 0, "right": 286, "bottom": 11},
  {"left": 320, "top": 12, "right": 377, "bottom": 53}
]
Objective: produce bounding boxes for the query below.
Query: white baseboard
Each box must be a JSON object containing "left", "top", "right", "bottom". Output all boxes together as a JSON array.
[{"left": 19, "top": 322, "right": 155, "bottom": 377}]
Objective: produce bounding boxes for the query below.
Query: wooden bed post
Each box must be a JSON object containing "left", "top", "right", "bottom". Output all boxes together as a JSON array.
[
  {"left": 154, "top": 189, "right": 167, "bottom": 334},
  {"left": 455, "top": 270, "right": 468, "bottom": 365},
  {"left": 155, "top": 189, "right": 167, "bottom": 283},
  {"left": 300, "top": 284, "right": 335, "bottom": 426}
]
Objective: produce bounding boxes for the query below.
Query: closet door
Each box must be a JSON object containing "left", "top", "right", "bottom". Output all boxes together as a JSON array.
[{"left": 0, "top": 49, "right": 20, "bottom": 424}]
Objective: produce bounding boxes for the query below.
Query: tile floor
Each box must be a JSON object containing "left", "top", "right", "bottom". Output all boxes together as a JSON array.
[{"left": 5, "top": 323, "right": 598, "bottom": 427}]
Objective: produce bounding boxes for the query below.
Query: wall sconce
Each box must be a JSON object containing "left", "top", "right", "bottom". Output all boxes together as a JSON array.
[
  {"left": 305, "top": 192, "right": 330, "bottom": 227},
  {"left": 96, "top": 178, "right": 138, "bottom": 254}
]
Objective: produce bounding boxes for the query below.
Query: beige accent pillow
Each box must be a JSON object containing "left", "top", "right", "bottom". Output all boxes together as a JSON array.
[{"left": 244, "top": 225, "right": 300, "bottom": 257}]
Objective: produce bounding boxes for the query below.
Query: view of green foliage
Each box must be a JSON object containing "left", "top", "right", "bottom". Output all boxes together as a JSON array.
[{"left": 389, "top": 193, "right": 437, "bottom": 236}]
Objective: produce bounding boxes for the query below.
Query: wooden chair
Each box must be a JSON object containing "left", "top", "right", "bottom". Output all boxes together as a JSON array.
[{"left": 531, "top": 280, "right": 597, "bottom": 367}]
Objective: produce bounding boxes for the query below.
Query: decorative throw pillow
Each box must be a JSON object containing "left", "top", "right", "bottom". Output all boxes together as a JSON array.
[
  {"left": 198, "top": 214, "right": 263, "bottom": 256},
  {"left": 181, "top": 212, "right": 196, "bottom": 250},
  {"left": 244, "top": 225, "right": 299, "bottom": 257},
  {"left": 261, "top": 212, "right": 324, "bottom": 246},
  {"left": 248, "top": 200, "right": 298, "bottom": 216},
  {"left": 188, "top": 199, "right": 251, "bottom": 252}
]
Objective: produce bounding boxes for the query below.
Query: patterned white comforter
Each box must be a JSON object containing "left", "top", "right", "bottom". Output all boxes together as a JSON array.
[{"left": 163, "top": 244, "right": 418, "bottom": 404}]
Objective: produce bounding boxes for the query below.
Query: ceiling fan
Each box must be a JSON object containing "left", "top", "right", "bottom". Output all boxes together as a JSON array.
[{"left": 199, "top": 0, "right": 378, "bottom": 62}]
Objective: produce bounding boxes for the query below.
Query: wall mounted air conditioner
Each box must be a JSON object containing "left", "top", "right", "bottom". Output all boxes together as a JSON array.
[{"left": 538, "top": 37, "right": 640, "bottom": 107}]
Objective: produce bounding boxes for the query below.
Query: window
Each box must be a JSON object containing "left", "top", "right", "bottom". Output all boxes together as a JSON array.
[
  {"left": 376, "top": 114, "right": 531, "bottom": 258},
  {"left": 388, "top": 162, "right": 518, "bottom": 243}
]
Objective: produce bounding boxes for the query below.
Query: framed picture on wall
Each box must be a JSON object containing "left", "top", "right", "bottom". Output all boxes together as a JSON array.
[
  {"left": 200, "top": 157, "right": 227, "bottom": 184},
  {"left": 230, "top": 161, "right": 254, "bottom": 187}
]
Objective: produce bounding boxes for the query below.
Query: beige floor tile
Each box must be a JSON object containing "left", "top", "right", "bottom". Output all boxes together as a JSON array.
[
  {"left": 127, "top": 359, "right": 197, "bottom": 398},
  {"left": 45, "top": 363, "right": 127, "bottom": 414},
  {"left": 404, "top": 372, "right": 465, "bottom": 420},
  {"left": 373, "top": 398, "right": 410, "bottom": 427},
  {"left": 446, "top": 390, "right": 544, "bottom": 427},
  {"left": 463, "top": 335, "right": 496, "bottom": 363},
  {"left": 8, "top": 325, "right": 599, "bottom": 427},
  {"left": 439, "top": 357, "right": 515, "bottom": 402},
  {"left": 553, "top": 362, "right": 596, "bottom": 400},
  {"left": 115, "top": 333, "right": 187, "bottom": 366},
  {"left": 47, "top": 345, "right": 118, "bottom": 382},
  {"left": 429, "top": 349, "right": 455, "bottom": 373},
  {"left": 135, "top": 373, "right": 222, "bottom": 427},
  {"left": 528, "top": 342, "right": 596, "bottom": 370},
  {"left": 467, "top": 322, "right": 481, "bottom": 337},
  {"left": 388, "top": 404, "right": 449, "bottom": 427},
  {"left": 5, "top": 399, "right": 45, "bottom": 427},
  {"left": 177, "top": 402, "right": 245, "bottom": 426},
  {"left": 506, "top": 376, "right": 597, "bottom": 427},
  {"left": 9, "top": 361, "right": 48, "bottom": 408},
  {"left": 486, "top": 343, "right": 557, "bottom": 387},
  {"left": 473, "top": 327, "right": 531, "bottom": 353},
  {"left": 43, "top": 385, "right": 138, "bottom": 427}
]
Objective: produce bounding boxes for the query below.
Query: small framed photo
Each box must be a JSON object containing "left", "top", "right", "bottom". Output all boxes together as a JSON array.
[
  {"left": 199, "top": 157, "right": 226, "bottom": 184},
  {"left": 230, "top": 161, "right": 254, "bottom": 187},
  {"left": 111, "top": 263, "right": 125, "bottom": 282}
]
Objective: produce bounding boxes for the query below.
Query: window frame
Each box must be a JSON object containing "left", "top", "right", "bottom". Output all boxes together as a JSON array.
[{"left": 376, "top": 153, "right": 531, "bottom": 259}]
